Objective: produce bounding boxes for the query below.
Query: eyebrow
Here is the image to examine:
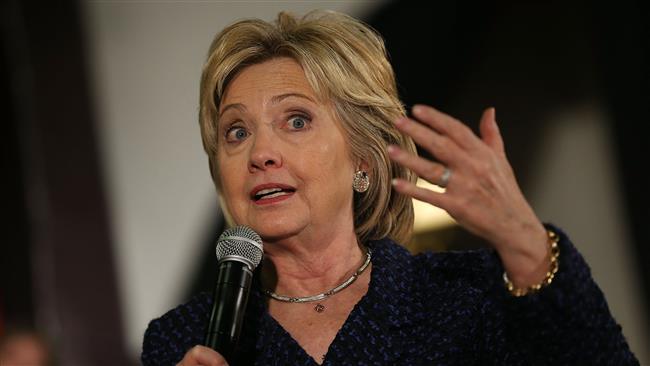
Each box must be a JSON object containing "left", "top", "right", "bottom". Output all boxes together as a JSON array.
[
  {"left": 219, "top": 92, "right": 315, "bottom": 117},
  {"left": 218, "top": 103, "right": 246, "bottom": 118},
  {"left": 270, "top": 92, "right": 315, "bottom": 105}
]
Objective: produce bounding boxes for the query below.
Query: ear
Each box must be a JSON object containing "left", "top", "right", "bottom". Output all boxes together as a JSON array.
[{"left": 356, "top": 159, "right": 370, "bottom": 174}]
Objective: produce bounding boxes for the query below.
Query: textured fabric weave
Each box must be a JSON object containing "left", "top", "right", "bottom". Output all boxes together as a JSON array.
[{"left": 142, "top": 225, "right": 639, "bottom": 365}]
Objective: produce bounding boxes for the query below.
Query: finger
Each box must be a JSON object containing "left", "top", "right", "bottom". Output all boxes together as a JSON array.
[
  {"left": 387, "top": 144, "right": 448, "bottom": 185},
  {"left": 411, "top": 104, "right": 483, "bottom": 151},
  {"left": 393, "top": 117, "right": 462, "bottom": 164},
  {"left": 479, "top": 107, "right": 505, "bottom": 156},
  {"left": 392, "top": 178, "right": 450, "bottom": 209},
  {"left": 178, "top": 345, "right": 228, "bottom": 366}
]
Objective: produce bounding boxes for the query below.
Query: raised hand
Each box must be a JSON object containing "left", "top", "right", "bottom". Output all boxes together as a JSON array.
[{"left": 388, "top": 104, "right": 550, "bottom": 287}]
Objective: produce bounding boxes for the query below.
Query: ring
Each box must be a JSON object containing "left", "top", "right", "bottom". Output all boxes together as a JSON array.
[{"left": 437, "top": 167, "right": 452, "bottom": 188}]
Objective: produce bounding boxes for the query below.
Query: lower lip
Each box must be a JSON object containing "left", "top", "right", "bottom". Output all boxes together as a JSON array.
[{"left": 253, "top": 192, "right": 294, "bottom": 205}]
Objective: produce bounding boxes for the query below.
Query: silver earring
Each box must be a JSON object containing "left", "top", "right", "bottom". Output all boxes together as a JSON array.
[{"left": 352, "top": 171, "right": 370, "bottom": 193}]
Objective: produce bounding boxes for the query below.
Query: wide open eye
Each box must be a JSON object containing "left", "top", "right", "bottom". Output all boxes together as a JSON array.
[
  {"left": 225, "top": 126, "right": 249, "bottom": 142},
  {"left": 287, "top": 115, "right": 311, "bottom": 130}
]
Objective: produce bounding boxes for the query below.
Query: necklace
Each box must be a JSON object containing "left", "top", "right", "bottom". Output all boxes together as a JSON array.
[{"left": 262, "top": 249, "right": 372, "bottom": 312}]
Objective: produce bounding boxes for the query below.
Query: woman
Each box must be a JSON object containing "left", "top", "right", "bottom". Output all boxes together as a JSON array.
[{"left": 142, "top": 10, "right": 639, "bottom": 365}]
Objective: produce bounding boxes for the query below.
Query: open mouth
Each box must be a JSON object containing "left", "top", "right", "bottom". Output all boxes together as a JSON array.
[{"left": 252, "top": 187, "right": 296, "bottom": 201}]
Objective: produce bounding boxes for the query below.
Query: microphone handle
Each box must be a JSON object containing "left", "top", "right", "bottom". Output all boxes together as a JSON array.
[{"left": 204, "top": 261, "right": 253, "bottom": 361}]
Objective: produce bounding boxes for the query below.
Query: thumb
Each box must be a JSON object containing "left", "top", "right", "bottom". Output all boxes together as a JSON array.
[{"left": 479, "top": 107, "right": 505, "bottom": 156}]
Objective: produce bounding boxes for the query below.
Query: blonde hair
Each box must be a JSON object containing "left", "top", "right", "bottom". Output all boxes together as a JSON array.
[{"left": 199, "top": 10, "right": 417, "bottom": 244}]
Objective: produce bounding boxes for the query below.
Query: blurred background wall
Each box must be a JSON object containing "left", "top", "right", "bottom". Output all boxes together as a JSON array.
[{"left": 1, "top": 1, "right": 648, "bottom": 364}]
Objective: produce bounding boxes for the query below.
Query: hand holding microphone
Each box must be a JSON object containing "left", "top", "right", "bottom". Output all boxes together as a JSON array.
[
  {"left": 176, "top": 345, "right": 228, "bottom": 366},
  {"left": 179, "top": 226, "right": 263, "bottom": 365}
]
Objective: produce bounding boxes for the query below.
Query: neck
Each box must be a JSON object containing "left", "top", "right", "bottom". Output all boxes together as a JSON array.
[{"left": 259, "top": 228, "right": 365, "bottom": 297}]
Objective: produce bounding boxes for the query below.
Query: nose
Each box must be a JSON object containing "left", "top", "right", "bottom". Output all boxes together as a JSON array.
[{"left": 248, "top": 128, "right": 282, "bottom": 172}]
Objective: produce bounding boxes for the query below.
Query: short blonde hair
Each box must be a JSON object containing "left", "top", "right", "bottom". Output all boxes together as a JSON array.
[{"left": 199, "top": 10, "right": 417, "bottom": 244}]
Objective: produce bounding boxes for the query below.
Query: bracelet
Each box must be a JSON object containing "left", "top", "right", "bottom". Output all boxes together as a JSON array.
[{"left": 503, "top": 228, "right": 560, "bottom": 297}]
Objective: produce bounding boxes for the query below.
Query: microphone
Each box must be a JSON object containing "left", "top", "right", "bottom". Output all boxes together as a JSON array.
[{"left": 204, "top": 225, "right": 263, "bottom": 361}]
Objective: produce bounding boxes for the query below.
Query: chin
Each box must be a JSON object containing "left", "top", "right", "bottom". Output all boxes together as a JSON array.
[{"left": 248, "top": 217, "right": 306, "bottom": 243}]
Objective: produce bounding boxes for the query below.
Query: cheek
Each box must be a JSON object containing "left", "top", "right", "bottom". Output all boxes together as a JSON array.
[
  {"left": 304, "top": 141, "right": 354, "bottom": 192},
  {"left": 216, "top": 156, "right": 246, "bottom": 209}
]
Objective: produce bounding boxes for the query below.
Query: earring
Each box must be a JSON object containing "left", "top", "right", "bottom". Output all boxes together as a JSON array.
[{"left": 352, "top": 171, "right": 370, "bottom": 193}]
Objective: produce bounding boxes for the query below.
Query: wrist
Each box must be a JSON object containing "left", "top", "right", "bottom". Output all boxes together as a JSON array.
[
  {"left": 495, "top": 221, "right": 547, "bottom": 278},
  {"left": 502, "top": 227, "right": 560, "bottom": 296}
]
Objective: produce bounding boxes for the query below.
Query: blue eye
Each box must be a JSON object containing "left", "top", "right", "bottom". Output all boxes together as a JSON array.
[
  {"left": 235, "top": 129, "right": 247, "bottom": 139},
  {"left": 225, "top": 126, "right": 249, "bottom": 142},
  {"left": 288, "top": 115, "right": 309, "bottom": 130}
]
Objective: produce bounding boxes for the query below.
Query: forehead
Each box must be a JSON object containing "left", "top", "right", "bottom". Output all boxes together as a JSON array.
[{"left": 220, "top": 57, "right": 318, "bottom": 109}]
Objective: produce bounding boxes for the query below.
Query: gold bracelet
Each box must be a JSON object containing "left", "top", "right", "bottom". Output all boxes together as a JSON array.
[{"left": 502, "top": 228, "right": 560, "bottom": 297}]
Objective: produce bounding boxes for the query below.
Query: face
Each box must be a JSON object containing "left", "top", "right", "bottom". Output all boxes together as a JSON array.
[{"left": 217, "top": 57, "right": 357, "bottom": 242}]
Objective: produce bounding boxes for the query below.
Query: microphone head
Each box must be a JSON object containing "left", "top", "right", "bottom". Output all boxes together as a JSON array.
[{"left": 216, "top": 225, "right": 263, "bottom": 270}]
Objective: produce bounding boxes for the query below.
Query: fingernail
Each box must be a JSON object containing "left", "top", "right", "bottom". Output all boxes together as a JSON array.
[
  {"left": 412, "top": 105, "right": 423, "bottom": 114},
  {"left": 394, "top": 117, "right": 407, "bottom": 126},
  {"left": 491, "top": 108, "right": 499, "bottom": 130},
  {"left": 387, "top": 145, "right": 397, "bottom": 154},
  {"left": 391, "top": 178, "right": 400, "bottom": 187}
]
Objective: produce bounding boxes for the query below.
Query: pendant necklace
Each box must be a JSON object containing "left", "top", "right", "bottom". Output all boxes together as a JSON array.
[{"left": 262, "top": 249, "right": 371, "bottom": 313}]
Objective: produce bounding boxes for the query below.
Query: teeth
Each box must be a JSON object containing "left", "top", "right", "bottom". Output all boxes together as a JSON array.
[
  {"left": 260, "top": 191, "right": 289, "bottom": 199},
  {"left": 256, "top": 187, "right": 283, "bottom": 196}
]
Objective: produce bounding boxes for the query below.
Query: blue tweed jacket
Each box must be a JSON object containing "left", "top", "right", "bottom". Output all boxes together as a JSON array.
[{"left": 141, "top": 226, "right": 639, "bottom": 365}]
